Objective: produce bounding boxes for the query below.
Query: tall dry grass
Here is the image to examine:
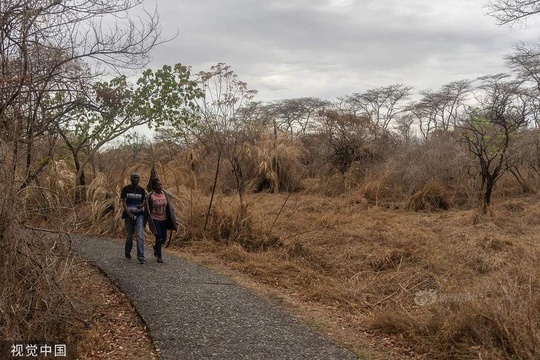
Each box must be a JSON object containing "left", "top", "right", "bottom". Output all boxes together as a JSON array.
[
  {"left": 0, "top": 144, "right": 79, "bottom": 343},
  {"left": 163, "top": 192, "right": 540, "bottom": 359},
  {"left": 81, "top": 131, "right": 540, "bottom": 358},
  {"left": 247, "top": 131, "right": 307, "bottom": 193}
]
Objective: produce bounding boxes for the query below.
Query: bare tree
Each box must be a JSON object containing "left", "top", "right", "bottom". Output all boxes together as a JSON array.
[
  {"left": 195, "top": 63, "right": 258, "bottom": 229},
  {"left": 486, "top": 0, "right": 540, "bottom": 25},
  {"left": 408, "top": 80, "right": 471, "bottom": 140},
  {"left": 316, "top": 110, "right": 379, "bottom": 173},
  {"left": 505, "top": 44, "right": 540, "bottom": 126},
  {"left": 459, "top": 74, "right": 532, "bottom": 213},
  {"left": 344, "top": 84, "right": 412, "bottom": 131},
  {"left": 268, "top": 97, "right": 330, "bottom": 137},
  {"left": 1, "top": 0, "right": 164, "bottom": 188},
  {"left": 394, "top": 113, "right": 417, "bottom": 144}
]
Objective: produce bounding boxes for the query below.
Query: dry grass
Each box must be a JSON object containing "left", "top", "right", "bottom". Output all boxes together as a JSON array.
[
  {"left": 405, "top": 180, "right": 451, "bottom": 211},
  {"left": 0, "top": 228, "right": 76, "bottom": 342},
  {"left": 165, "top": 192, "right": 540, "bottom": 359},
  {"left": 0, "top": 151, "right": 79, "bottom": 344},
  {"left": 72, "top": 138, "right": 540, "bottom": 358}
]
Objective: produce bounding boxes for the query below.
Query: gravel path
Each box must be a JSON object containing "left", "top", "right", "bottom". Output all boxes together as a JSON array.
[{"left": 71, "top": 235, "right": 358, "bottom": 360}]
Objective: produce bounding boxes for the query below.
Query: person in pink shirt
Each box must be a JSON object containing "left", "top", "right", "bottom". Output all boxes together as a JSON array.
[{"left": 145, "top": 178, "right": 178, "bottom": 263}]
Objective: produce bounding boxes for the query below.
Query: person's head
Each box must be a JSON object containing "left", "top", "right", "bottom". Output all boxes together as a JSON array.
[
  {"left": 130, "top": 173, "right": 140, "bottom": 186},
  {"left": 151, "top": 177, "right": 163, "bottom": 193}
]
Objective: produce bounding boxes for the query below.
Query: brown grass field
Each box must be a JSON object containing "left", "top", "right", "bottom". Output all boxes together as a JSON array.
[
  {"left": 13, "top": 132, "right": 540, "bottom": 358},
  {"left": 76, "top": 173, "right": 540, "bottom": 359}
]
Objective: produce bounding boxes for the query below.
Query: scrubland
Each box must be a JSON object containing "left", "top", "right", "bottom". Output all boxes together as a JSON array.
[{"left": 52, "top": 132, "right": 540, "bottom": 359}]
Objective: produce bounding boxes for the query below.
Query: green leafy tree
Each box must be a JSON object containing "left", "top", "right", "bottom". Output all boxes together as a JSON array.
[
  {"left": 1, "top": 0, "right": 164, "bottom": 190},
  {"left": 56, "top": 64, "right": 202, "bottom": 190}
]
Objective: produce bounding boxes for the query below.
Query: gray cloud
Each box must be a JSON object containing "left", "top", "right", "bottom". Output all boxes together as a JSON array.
[{"left": 148, "top": 0, "right": 540, "bottom": 101}]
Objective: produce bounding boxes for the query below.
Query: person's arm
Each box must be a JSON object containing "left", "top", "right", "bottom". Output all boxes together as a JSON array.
[
  {"left": 121, "top": 187, "right": 136, "bottom": 220},
  {"left": 145, "top": 191, "right": 153, "bottom": 217},
  {"left": 136, "top": 188, "right": 145, "bottom": 211},
  {"left": 122, "top": 199, "right": 136, "bottom": 220},
  {"left": 165, "top": 191, "right": 179, "bottom": 230}
]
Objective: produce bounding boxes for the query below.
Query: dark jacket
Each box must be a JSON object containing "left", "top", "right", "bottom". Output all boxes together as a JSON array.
[{"left": 144, "top": 190, "right": 178, "bottom": 234}]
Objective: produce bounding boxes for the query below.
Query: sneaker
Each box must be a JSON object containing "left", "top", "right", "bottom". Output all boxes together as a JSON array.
[
  {"left": 125, "top": 253, "right": 131, "bottom": 259},
  {"left": 138, "top": 258, "right": 146, "bottom": 264},
  {"left": 157, "top": 258, "right": 163, "bottom": 263}
]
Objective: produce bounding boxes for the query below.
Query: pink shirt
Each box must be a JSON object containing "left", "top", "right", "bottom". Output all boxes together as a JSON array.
[{"left": 150, "top": 192, "right": 167, "bottom": 221}]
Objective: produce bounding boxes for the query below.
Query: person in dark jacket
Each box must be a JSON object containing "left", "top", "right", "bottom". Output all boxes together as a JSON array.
[
  {"left": 145, "top": 178, "right": 177, "bottom": 263},
  {"left": 121, "top": 172, "right": 146, "bottom": 264}
]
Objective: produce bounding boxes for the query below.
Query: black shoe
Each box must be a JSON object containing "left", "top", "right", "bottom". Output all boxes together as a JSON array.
[
  {"left": 138, "top": 258, "right": 145, "bottom": 264},
  {"left": 157, "top": 258, "right": 163, "bottom": 263},
  {"left": 125, "top": 253, "right": 131, "bottom": 259}
]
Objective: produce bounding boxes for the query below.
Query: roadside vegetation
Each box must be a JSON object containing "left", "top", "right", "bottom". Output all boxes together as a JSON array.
[{"left": 3, "top": 0, "right": 540, "bottom": 359}]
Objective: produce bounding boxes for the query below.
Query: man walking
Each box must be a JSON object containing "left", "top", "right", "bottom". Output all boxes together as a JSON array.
[{"left": 121, "top": 173, "right": 146, "bottom": 264}]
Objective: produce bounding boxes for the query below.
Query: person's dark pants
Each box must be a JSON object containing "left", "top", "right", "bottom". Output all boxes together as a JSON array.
[
  {"left": 125, "top": 215, "right": 144, "bottom": 260},
  {"left": 153, "top": 219, "right": 167, "bottom": 259}
]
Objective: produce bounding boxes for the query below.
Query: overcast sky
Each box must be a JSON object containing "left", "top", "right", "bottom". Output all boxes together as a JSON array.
[{"left": 146, "top": 0, "right": 540, "bottom": 102}]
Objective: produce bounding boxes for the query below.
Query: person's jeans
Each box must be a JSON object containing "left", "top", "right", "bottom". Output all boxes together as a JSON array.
[
  {"left": 152, "top": 219, "right": 167, "bottom": 259},
  {"left": 125, "top": 215, "right": 144, "bottom": 260}
]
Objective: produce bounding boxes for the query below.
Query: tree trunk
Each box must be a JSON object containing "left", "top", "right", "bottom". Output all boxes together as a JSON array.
[
  {"left": 482, "top": 176, "right": 495, "bottom": 214},
  {"left": 204, "top": 151, "right": 221, "bottom": 231}
]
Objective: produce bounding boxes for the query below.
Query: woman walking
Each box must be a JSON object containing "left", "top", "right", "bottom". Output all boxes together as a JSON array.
[{"left": 145, "top": 178, "right": 178, "bottom": 263}]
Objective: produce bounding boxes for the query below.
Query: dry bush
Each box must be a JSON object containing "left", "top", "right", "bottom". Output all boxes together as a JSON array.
[
  {"left": 143, "top": 159, "right": 198, "bottom": 193},
  {"left": 83, "top": 173, "right": 121, "bottom": 234},
  {"left": 0, "top": 229, "right": 77, "bottom": 342},
  {"left": 19, "top": 162, "right": 78, "bottom": 229},
  {"left": 249, "top": 131, "right": 307, "bottom": 193},
  {"left": 405, "top": 180, "right": 451, "bottom": 212},
  {"left": 191, "top": 197, "right": 282, "bottom": 251},
  {"left": 504, "top": 129, "right": 540, "bottom": 193},
  {"left": 366, "top": 206, "right": 540, "bottom": 359},
  {"left": 493, "top": 173, "right": 529, "bottom": 198},
  {"left": 319, "top": 173, "right": 347, "bottom": 196},
  {"left": 187, "top": 131, "right": 308, "bottom": 195},
  {"left": 398, "top": 133, "right": 468, "bottom": 186},
  {"left": 309, "top": 131, "right": 469, "bottom": 207},
  {"left": 1, "top": 151, "right": 79, "bottom": 343},
  {"left": 349, "top": 131, "right": 475, "bottom": 209},
  {"left": 354, "top": 169, "right": 402, "bottom": 207},
  {"left": 46, "top": 160, "right": 76, "bottom": 199}
]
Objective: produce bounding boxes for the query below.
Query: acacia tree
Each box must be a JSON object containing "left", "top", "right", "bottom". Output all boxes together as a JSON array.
[
  {"left": 268, "top": 97, "right": 330, "bottom": 136},
  {"left": 343, "top": 84, "right": 412, "bottom": 131},
  {"left": 409, "top": 80, "right": 471, "bottom": 140},
  {"left": 505, "top": 44, "right": 540, "bottom": 126},
  {"left": 459, "top": 74, "right": 532, "bottom": 213}
]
